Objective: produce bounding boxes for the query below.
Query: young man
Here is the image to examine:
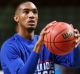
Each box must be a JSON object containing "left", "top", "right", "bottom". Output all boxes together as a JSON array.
[{"left": 0, "top": 1, "right": 80, "bottom": 74}]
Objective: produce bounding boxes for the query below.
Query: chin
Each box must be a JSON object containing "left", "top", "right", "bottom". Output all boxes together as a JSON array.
[{"left": 26, "top": 26, "right": 36, "bottom": 33}]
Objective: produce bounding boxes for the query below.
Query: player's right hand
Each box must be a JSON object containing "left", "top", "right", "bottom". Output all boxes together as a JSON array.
[
  {"left": 33, "top": 21, "right": 56, "bottom": 53},
  {"left": 38, "top": 21, "right": 56, "bottom": 45}
]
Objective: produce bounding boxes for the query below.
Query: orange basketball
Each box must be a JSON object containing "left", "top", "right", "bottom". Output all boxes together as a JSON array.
[{"left": 44, "top": 21, "right": 76, "bottom": 55}]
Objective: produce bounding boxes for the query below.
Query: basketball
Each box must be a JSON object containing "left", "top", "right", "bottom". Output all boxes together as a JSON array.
[{"left": 44, "top": 21, "right": 76, "bottom": 55}]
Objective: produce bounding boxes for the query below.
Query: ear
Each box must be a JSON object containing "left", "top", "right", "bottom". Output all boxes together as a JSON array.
[{"left": 14, "top": 16, "right": 19, "bottom": 22}]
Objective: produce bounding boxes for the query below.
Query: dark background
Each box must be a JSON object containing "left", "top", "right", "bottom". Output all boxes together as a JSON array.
[
  {"left": 0, "top": 0, "right": 80, "bottom": 44},
  {"left": 0, "top": 0, "right": 80, "bottom": 7},
  {"left": 0, "top": 0, "right": 80, "bottom": 74}
]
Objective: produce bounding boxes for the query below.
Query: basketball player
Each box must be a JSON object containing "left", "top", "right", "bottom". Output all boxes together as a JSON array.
[{"left": 0, "top": 1, "right": 80, "bottom": 74}]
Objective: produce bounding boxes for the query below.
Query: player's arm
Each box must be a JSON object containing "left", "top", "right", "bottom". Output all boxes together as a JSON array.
[{"left": 1, "top": 43, "right": 40, "bottom": 74}]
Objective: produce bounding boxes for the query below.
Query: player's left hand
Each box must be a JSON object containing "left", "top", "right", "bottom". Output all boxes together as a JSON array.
[{"left": 74, "top": 29, "right": 80, "bottom": 48}]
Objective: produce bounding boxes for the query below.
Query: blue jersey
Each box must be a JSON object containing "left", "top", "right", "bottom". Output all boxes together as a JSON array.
[{"left": 0, "top": 33, "right": 80, "bottom": 74}]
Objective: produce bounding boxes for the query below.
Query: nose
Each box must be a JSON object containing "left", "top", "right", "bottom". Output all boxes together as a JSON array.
[{"left": 28, "top": 11, "right": 35, "bottom": 19}]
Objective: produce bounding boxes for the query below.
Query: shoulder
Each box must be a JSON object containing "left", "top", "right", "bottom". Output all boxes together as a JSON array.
[
  {"left": 1, "top": 34, "right": 19, "bottom": 53},
  {"left": 0, "top": 35, "right": 21, "bottom": 62},
  {"left": 2, "top": 34, "right": 17, "bottom": 47}
]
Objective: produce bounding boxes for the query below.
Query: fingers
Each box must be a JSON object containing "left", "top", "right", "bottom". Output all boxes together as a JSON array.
[
  {"left": 40, "top": 29, "right": 50, "bottom": 36},
  {"left": 74, "top": 29, "right": 79, "bottom": 34},
  {"left": 43, "top": 21, "right": 56, "bottom": 31},
  {"left": 71, "top": 28, "right": 80, "bottom": 48},
  {"left": 75, "top": 34, "right": 80, "bottom": 38},
  {"left": 70, "top": 24, "right": 74, "bottom": 28},
  {"left": 75, "top": 34, "right": 80, "bottom": 48},
  {"left": 75, "top": 40, "right": 80, "bottom": 48},
  {"left": 40, "top": 21, "right": 56, "bottom": 35},
  {"left": 74, "top": 29, "right": 80, "bottom": 39}
]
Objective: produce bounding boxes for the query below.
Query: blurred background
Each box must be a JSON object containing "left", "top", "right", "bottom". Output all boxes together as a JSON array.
[{"left": 0, "top": 0, "right": 80, "bottom": 74}]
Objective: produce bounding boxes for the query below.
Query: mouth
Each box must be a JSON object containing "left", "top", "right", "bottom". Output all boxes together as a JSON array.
[{"left": 28, "top": 20, "right": 35, "bottom": 26}]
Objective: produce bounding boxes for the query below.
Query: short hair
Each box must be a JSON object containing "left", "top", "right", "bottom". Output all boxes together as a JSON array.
[{"left": 14, "top": 1, "right": 35, "bottom": 16}]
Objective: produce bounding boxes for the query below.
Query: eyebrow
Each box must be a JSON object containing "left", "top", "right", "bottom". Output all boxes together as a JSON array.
[{"left": 23, "top": 8, "right": 37, "bottom": 11}]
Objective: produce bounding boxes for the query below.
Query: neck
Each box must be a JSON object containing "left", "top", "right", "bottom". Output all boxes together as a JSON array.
[{"left": 18, "top": 27, "right": 35, "bottom": 40}]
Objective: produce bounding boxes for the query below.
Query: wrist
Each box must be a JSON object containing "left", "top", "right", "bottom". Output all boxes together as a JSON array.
[{"left": 33, "top": 42, "right": 43, "bottom": 53}]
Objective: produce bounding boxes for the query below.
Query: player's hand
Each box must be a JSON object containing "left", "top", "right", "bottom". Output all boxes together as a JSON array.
[
  {"left": 34, "top": 21, "right": 56, "bottom": 53},
  {"left": 38, "top": 21, "right": 56, "bottom": 45},
  {"left": 74, "top": 29, "right": 80, "bottom": 48}
]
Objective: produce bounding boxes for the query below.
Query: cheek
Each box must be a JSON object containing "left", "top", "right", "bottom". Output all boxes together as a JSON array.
[
  {"left": 35, "top": 15, "right": 38, "bottom": 21},
  {"left": 19, "top": 14, "right": 28, "bottom": 22}
]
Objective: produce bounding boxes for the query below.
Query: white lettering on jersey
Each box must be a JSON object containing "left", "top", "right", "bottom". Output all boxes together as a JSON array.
[{"left": 35, "top": 62, "right": 55, "bottom": 74}]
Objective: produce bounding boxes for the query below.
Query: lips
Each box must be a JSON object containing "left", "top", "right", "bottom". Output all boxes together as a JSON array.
[
  {"left": 28, "top": 20, "right": 35, "bottom": 23},
  {"left": 28, "top": 20, "right": 35, "bottom": 26}
]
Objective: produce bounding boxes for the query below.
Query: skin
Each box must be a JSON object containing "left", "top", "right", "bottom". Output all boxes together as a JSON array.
[{"left": 14, "top": 1, "right": 80, "bottom": 53}]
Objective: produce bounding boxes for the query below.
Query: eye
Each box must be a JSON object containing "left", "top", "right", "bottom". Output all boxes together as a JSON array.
[
  {"left": 32, "top": 9, "right": 38, "bottom": 14},
  {"left": 23, "top": 9, "right": 30, "bottom": 14},
  {"left": 25, "top": 10, "right": 29, "bottom": 14}
]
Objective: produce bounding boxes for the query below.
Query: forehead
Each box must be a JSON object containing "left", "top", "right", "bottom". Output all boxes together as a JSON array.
[{"left": 19, "top": 2, "right": 37, "bottom": 10}]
